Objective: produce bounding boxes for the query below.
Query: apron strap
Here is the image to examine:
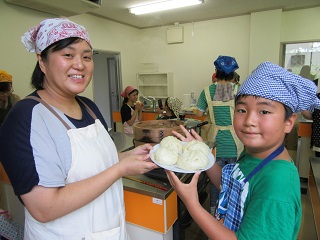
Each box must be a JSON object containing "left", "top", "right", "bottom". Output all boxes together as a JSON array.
[
  {"left": 204, "top": 85, "right": 243, "bottom": 157},
  {"left": 25, "top": 96, "right": 98, "bottom": 130},
  {"left": 243, "top": 144, "right": 284, "bottom": 183},
  {"left": 76, "top": 97, "right": 98, "bottom": 120},
  {"left": 26, "top": 96, "right": 71, "bottom": 130}
]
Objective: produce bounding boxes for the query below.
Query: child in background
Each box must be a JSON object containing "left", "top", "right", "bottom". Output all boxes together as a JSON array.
[{"left": 166, "top": 61, "right": 320, "bottom": 239}]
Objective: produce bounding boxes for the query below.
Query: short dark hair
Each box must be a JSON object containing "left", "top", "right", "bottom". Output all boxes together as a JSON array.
[
  {"left": 31, "top": 37, "right": 91, "bottom": 90},
  {"left": 0, "top": 82, "right": 12, "bottom": 93},
  {"left": 215, "top": 69, "right": 234, "bottom": 81}
]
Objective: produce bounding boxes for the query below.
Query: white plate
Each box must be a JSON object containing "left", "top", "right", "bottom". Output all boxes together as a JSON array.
[{"left": 150, "top": 142, "right": 215, "bottom": 173}]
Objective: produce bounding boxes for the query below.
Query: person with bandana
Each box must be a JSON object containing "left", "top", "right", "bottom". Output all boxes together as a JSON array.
[
  {"left": 166, "top": 61, "right": 320, "bottom": 239},
  {"left": 196, "top": 55, "right": 243, "bottom": 214},
  {"left": 0, "top": 70, "right": 21, "bottom": 127},
  {"left": 156, "top": 97, "right": 182, "bottom": 120},
  {"left": 120, "top": 86, "right": 144, "bottom": 134},
  {"left": 0, "top": 18, "right": 157, "bottom": 239}
]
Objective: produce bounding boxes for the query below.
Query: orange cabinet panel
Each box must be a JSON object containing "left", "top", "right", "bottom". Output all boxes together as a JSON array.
[
  {"left": 298, "top": 122, "right": 312, "bottom": 137},
  {"left": 124, "top": 190, "right": 177, "bottom": 233},
  {"left": 141, "top": 112, "right": 158, "bottom": 121}
]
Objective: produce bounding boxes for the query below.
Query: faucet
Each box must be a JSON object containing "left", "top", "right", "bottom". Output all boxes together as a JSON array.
[
  {"left": 147, "top": 96, "right": 156, "bottom": 110},
  {"left": 140, "top": 96, "right": 156, "bottom": 110}
]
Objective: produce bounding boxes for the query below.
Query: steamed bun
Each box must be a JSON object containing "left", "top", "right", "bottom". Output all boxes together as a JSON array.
[
  {"left": 154, "top": 146, "right": 178, "bottom": 165},
  {"left": 160, "top": 136, "right": 183, "bottom": 154},
  {"left": 183, "top": 140, "right": 210, "bottom": 156},
  {"left": 176, "top": 150, "right": 209, "bottom": 171}
]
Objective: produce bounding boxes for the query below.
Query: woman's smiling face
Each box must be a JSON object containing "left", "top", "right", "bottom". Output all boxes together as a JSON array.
[
  {"left": 38, "top": 39, "right": 93, "bottom": 97},
  {"left": 234, "top": 95, "right": 295, "bottom": 157}
]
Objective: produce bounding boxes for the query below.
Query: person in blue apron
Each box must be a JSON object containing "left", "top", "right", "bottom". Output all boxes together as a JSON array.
[
  {"left": 0, "top": 18, "right": 158, "bottom": 240},
  {"left": 166, "top": 61, "right": 320, "bottom": 239},
  {"left": 0, "top": 70, "right": 21, "bottom": 127},
  {"left": 196, "top": 56, "right": 243, "bottom": 214},
  {"left": 120, "top": 86, "right": 144, "bottom": 134}
]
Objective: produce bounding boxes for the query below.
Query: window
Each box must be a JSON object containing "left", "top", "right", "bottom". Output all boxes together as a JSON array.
[{"left": 283, "top": 42, "right": 320, "bottom": 82}]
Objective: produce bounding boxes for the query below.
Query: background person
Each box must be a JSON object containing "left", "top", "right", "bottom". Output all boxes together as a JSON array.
[
  {"left": 167, "top": 61, "right": 319, "bottom": 239},
  {"left": 0, "top": 18, "right": 157, "bottom": 239},
  {"left": 156, "top": 97, "right": 182, "bottom": 120},
  {"left": 301, "top": 93, "right": 320, "bottom": 157},
  {"left": 196, "top": 55, "right": 243, "bottom": 214},
  {"left": 120, "top": 86, "right": 143, "bottom": 134},
  {"left": 0, "top": 70, "right": 21, "bottom": 126}
]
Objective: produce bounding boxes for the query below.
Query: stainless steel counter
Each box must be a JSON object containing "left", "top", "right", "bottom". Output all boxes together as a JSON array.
[{"left": 122, "top": 173, "right": 190, "bottom": 200}]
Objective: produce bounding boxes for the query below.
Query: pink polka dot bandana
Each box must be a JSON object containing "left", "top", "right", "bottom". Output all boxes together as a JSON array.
[{"left": 21, "top": 18, "right": 91, "bottom": 53}]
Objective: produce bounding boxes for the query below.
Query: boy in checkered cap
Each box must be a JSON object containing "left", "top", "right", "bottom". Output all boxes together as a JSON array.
[{"left": 167, "top": 61, "right": 320, "bottom": 239}]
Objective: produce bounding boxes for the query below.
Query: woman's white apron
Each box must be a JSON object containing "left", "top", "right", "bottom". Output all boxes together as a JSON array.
[
  {"left": 24, "top": 96, "right": 129, "bottom": 240},
  {"left": 123, "top": 104, "right": 139, "bottom": 134}
]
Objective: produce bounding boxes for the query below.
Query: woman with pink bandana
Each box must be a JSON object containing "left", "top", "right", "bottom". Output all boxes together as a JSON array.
[
  {"left": 0, "top": 18, "right": 157, "bottom": 239},
  {"left": 120, "top": 86, "right": 143, "bottom": 134}
]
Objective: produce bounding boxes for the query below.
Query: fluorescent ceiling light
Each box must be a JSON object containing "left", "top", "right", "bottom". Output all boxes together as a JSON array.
[{"left": 129, "top": 0, "right": 203, "bottom": 15}]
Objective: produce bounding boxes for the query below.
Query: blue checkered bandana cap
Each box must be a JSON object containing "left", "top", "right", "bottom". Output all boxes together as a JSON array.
[
  {"left": 214, "top": 55, "right": 239, "bottom": 74},
  {"left": 236, "top": 61, "right": 320, "bottom": 113}
]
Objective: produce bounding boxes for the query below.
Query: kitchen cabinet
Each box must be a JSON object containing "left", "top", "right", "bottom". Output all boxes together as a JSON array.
[
  {"left": 137, "top": 73, "right": 173, "bottom": 99},
  {"left": 124, "top": 187, "right": 177, "bottom": 240}
]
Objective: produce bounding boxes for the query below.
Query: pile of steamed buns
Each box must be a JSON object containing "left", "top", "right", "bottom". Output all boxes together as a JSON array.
[{"left": 152, "top": 136, "right": 210, "bottom": 171}]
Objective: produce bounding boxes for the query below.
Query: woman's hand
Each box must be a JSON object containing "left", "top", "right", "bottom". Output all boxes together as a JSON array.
[
  {"left": 166, "top": 170, "right": 201, "bottom": 205},
  {"left": 130, "top": 143, "right": 153, "bottom": 156},
  {"left": 118, "top": 154, "right": 158, "bottom": 176},
  {"left": 135, "top": 101, "right": 144, "bottom": 111},
  {"left": 118, "top": 143, "right": 158, "bottom": 176},
  {"left": 172, "top": 124, "right": 203, "bottom": 142}
]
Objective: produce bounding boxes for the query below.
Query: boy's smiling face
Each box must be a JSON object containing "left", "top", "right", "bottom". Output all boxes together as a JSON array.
[{"left": 234, "top": 95, "right": 296, "bottom": 158}]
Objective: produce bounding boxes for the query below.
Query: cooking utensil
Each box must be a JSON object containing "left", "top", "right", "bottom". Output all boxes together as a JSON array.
[
  {"left": 186, "top": 120, "right": 209, "bottom": 135},
  {"left": 123, "top": 176, "right": 168, "bottom": 191}
]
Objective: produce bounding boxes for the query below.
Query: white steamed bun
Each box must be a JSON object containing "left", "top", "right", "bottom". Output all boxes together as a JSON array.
[
  {"left": 183, "top": 140, "right": 210, "bottom": 156},
  {"left": 154, "top": 146, "right": 178, "bottom": 165},
  {"left": 160, "top": 136, "right": 183, "bottom": 154},
  {"left": 176, "top": 150, "right": 209, "bottom": 171}
]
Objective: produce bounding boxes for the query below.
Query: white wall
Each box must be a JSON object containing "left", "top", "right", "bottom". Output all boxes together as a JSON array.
[
  {"left": 281, "top": 7, "right": 320, "bottom": 42},
  {"left": 0, "top": 0, "right": 141, "bottom": 100},
  {"left": 138, "top": 16, "right": 251, "bottom": 101},
  {"left": 249, "top": 9, "right": 282, "bottom": 71}
]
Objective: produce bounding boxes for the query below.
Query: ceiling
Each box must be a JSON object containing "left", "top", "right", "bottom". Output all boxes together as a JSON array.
[{"left": 88, "top": 0, "right": 320, "bottom": 29}]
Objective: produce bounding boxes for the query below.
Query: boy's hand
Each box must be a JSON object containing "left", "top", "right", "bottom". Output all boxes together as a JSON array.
[{"left": 172, "top": 124, "right": 203, "bottom": 142}]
